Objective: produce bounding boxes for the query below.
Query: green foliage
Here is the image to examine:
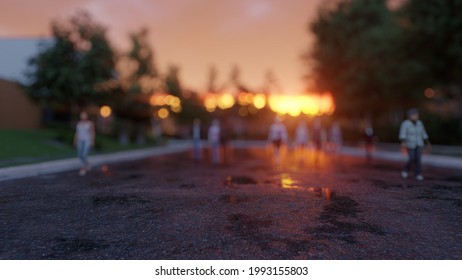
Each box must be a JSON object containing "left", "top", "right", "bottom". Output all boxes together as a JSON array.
[
  {"left": 175, "top": 91, "right": 209, "bottom": 125},
  {"left": 26, "top": 11, "right": 117, "bottom": 107},
  {"left": 113, "top": 28, "right": 158, "bottom": 122},
  {"left": 164, "top": 65, "right": 183, "bottom": 97},
  {"left": 0, "top": 128, "right": 160, "bottom": 167},
  {"left": 402, "top": 0, "right": 462, "bottom": 90},
  {"left": 308, "top": 0, "right": 427, "bottom": 119},
  {"left": 307, "top": 0, "right": 462, "bottom": 145}
]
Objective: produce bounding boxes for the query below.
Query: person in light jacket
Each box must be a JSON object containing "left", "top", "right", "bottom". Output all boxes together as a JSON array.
[
  {"left": 399, "top": 108, "right": 431, "bottom": 181},
  {"left": 295, "top": 120, "right": 310, "bottom": 162},
  {"left": 192, "top": 118, "right": 202, "bottom": 161},
  {"left": 208, "top": 119, "right": 221, "bottom": 164},
  {"left": 268, "top": 116, "right": 288, "bottom": 165}
]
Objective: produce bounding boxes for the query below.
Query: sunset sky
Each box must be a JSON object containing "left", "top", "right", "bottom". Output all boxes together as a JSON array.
[{"left": 0, "top": 0, "right": 327, "bottom": 93}]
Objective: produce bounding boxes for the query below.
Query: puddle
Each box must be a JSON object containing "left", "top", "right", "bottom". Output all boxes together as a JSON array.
[
  {"left": 224, "top": 176, "right": 258, "bottom": 185},
  {"left": 370, "top": 179, "right": 414, "bottom": 189},
  {"left": 92, "top": 195, "right": 150, "bottom": 206},
  {"left": 179, "top": 183, "right": 196, "bottom": 189},
  {"left": 431, "top": 185, "right": 462, "bottom": 193},
  {"left": 306, "top": 187, "right": 335, "bottom": 201},
  {"left": 445, "top": 175, "right": 462, "bottom": 182},
  {"left": 308, "top": 195, "right": 386, "bottom": 244},
  {"left": 219, "top": 194, "right": 250, "bottom": 204},
  {"left": 148, "top": 207, "right": 165, "bottom": 215},
  {"left": 416, "top": 190, "right": 462, "bottom": 207},
  {"left": 370, "top": 163, "right": 400, "bottom": 172},
  {"left": 281, "top": 173, "right": 300, "bottom": 190},
  {"left": 90, "top": 181, "right": 115, "bottom": 188},
  {"left": 320, "top": 196, "right": 360, "bottom": 222},
  {"left": 123, "top": 174, "right": 144, "bottom": 180},
  {"left": 228, "top": 213, "right": 273, "bottom": 234}
]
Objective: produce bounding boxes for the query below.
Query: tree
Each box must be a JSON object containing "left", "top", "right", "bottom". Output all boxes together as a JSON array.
[
  {"left": 206, "top": 65, "right": 219, "bottom": 93},
  {"left": 113, "top": 28, "right": 158, "bottom": 144},
  {"left": 164, "top": 65, "right": 183, "bottom": 97},
  {"left": 307, "top": 0, "right": 425, "bottom": 120},
  {"left": 402, "top": 0, "right": 462, "bottom": 113},
  {"left": 27, "top": 11, "right": 117, "bottom": 110},
  {"left": 262, "top": 69, "right": 282, "bottom": 94},
  {"left": 399, "top": 0, "right": 462, "bottom": 141},
  {"left": 229, "top": 65, "right": 251, "bottom": 92}
]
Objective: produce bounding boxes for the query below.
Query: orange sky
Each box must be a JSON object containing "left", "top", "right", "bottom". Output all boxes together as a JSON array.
[{"left": 0, "top": 0, "right": 325, "bottom": 93}]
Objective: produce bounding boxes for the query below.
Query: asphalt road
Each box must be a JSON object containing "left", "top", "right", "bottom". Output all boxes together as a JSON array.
[{"left": 0, "top": 148, "right": 461, "bottom": 259}]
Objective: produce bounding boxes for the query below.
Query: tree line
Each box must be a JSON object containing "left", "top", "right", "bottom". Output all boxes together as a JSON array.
[
  {"left": 26, "top": 11, "right": 211, "bottom": 143},
  {"left": 307, "top": 0, "right": 462, "bottom": 144}
]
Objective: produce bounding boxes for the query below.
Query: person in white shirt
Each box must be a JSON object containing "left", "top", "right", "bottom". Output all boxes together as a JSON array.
[
  {"left": 295, "top": 120, "right": 309, "bottom": 162},
  {"left": 74, "top": 111, "right": 95, "bottom": 176},
  {"left": 268, "top": 116, "right": 288, "bottom": 164},
  {"left": 208, "top": 119, "right": 221, "bottom": 164},
  {"left": 399, "top": 108, "right": 430, "bottom": 181}
]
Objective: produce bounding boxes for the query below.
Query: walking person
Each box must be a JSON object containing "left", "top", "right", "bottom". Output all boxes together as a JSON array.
[
  {"left": 208, "top": 119, "right": 221, "bottom": 165},
  {"left": 364, "top": 122, "right": 375, "bottom": 162},
  {"left": 74, "top": 111, "right": 95, "bottom": 176},
  {"left": 268, "top": 116, "right": 288, "bottom": 165},
  {"left": 294, "top": 120, "right": 309, "bottom": 162},
  {"left": 329, "top": 121, "right": 343, "bottom": 153},
  {"left": 399, "top": 108, "right": 431, "bottom": 181},
  {"left": 192, "top": 118, "right": 202, "bottom": 161},
  {"left": 312, "top": 117, "right": 325, "bottom": 151}
]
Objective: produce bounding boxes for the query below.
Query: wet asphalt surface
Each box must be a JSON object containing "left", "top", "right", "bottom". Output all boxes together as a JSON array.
[{"left": 0, "top": 148, "right": 461, "bottom": 260}]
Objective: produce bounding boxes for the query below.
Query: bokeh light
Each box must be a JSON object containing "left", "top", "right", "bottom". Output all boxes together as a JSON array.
[
  {"left": 157, "top": 108, "right": 169, "bottom": 119},
  {"left": 218, "top": 93, "right": 235, "bottom": 110},
  {"left": 253, "top": 93, "right": 266, "bottom": 109},
  {"left": 100, "top": 105, "right": 112, "bottom": 118}
]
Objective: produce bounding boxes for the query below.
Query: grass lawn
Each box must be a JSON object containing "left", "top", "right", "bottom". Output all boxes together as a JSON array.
[{"left": 0, "top": 128, "right": 162, "bottom": 167}]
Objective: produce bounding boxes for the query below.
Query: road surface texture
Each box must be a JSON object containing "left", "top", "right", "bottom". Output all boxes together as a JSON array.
[{"left": 1, "top": 148, "right": 461, "bottom": 259}]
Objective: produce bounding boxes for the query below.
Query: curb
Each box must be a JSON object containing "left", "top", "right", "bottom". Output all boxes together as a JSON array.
[
  {"left": 0, "top": 141, "right": 192, "bottom": 182},
  {"left": 1, "top": 140, "right": 460, "bottom": 182},
  {"left": 341, "top": 147, "right": 462, "bottom": 170}
]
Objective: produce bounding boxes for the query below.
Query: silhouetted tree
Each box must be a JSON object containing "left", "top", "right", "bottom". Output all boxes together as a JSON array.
[
  {"left": 307, "top": 0, "right": 425, "bottom": 120},
  {"left": 402, "top": 0, "right": 462, "bottom": 115},
  {"left": 164, "top": 65, "right": 182, "bottom": 97},
  {"left": 27, "top": 11, "right": 117, "bottom": 110},
  {"left": 113, "top": 28, "right": 158, "bottom": 144},
  {"left": 206, "top": 65, "right": 219, "bottom": 93}
]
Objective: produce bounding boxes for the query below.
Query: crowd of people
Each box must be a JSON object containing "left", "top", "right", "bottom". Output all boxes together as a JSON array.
[
  {"left": 192, "top": 116, "right": 345, "bottom": 166},
  {"left": 74, "top": 108, "right": 430, "bottom": 181}
]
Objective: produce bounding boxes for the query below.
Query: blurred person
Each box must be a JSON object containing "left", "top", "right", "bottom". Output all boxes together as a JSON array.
[
  {"left": 364, "top": 122, "right": 375, "bottom": 162},
  {"left": 208, "top": 119, "right": 221, "bottom": 164},
  {"left": 268, "top": 116, "right": 288, "bottom": 165},
  {"left": 192, "top": 118, "right": 202, "bottom": 161},
  {"left": 74, "top": 111, "right": 95, "bottom": 176},
  {"left": 399, "top": 108, "right": 431, "bottom": 181},
  {"left": 220, "top": 118, "right": 233, "bottom": 165},
  {"left": 329, "top": 121, "right": 343, "bottom": 153},
  {"left": 312, "top": 117, "right": 325, "bottom": 151},
  {"left": 294, "top": 120, "right": 310, "bottom": 162}
]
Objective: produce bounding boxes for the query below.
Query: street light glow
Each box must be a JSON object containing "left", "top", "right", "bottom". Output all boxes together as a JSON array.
[
  {"left": 218, "top": 93, "right": 235, "bottom": 110},
  {"left": 100, "top": 105, "right": 112, "bottom": 118},
  {"left": 158, "top": 108, "right": 169, "bottom": 119},
  {"left": 253, "top": 93, "right": 266, "bottom": 109}
]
